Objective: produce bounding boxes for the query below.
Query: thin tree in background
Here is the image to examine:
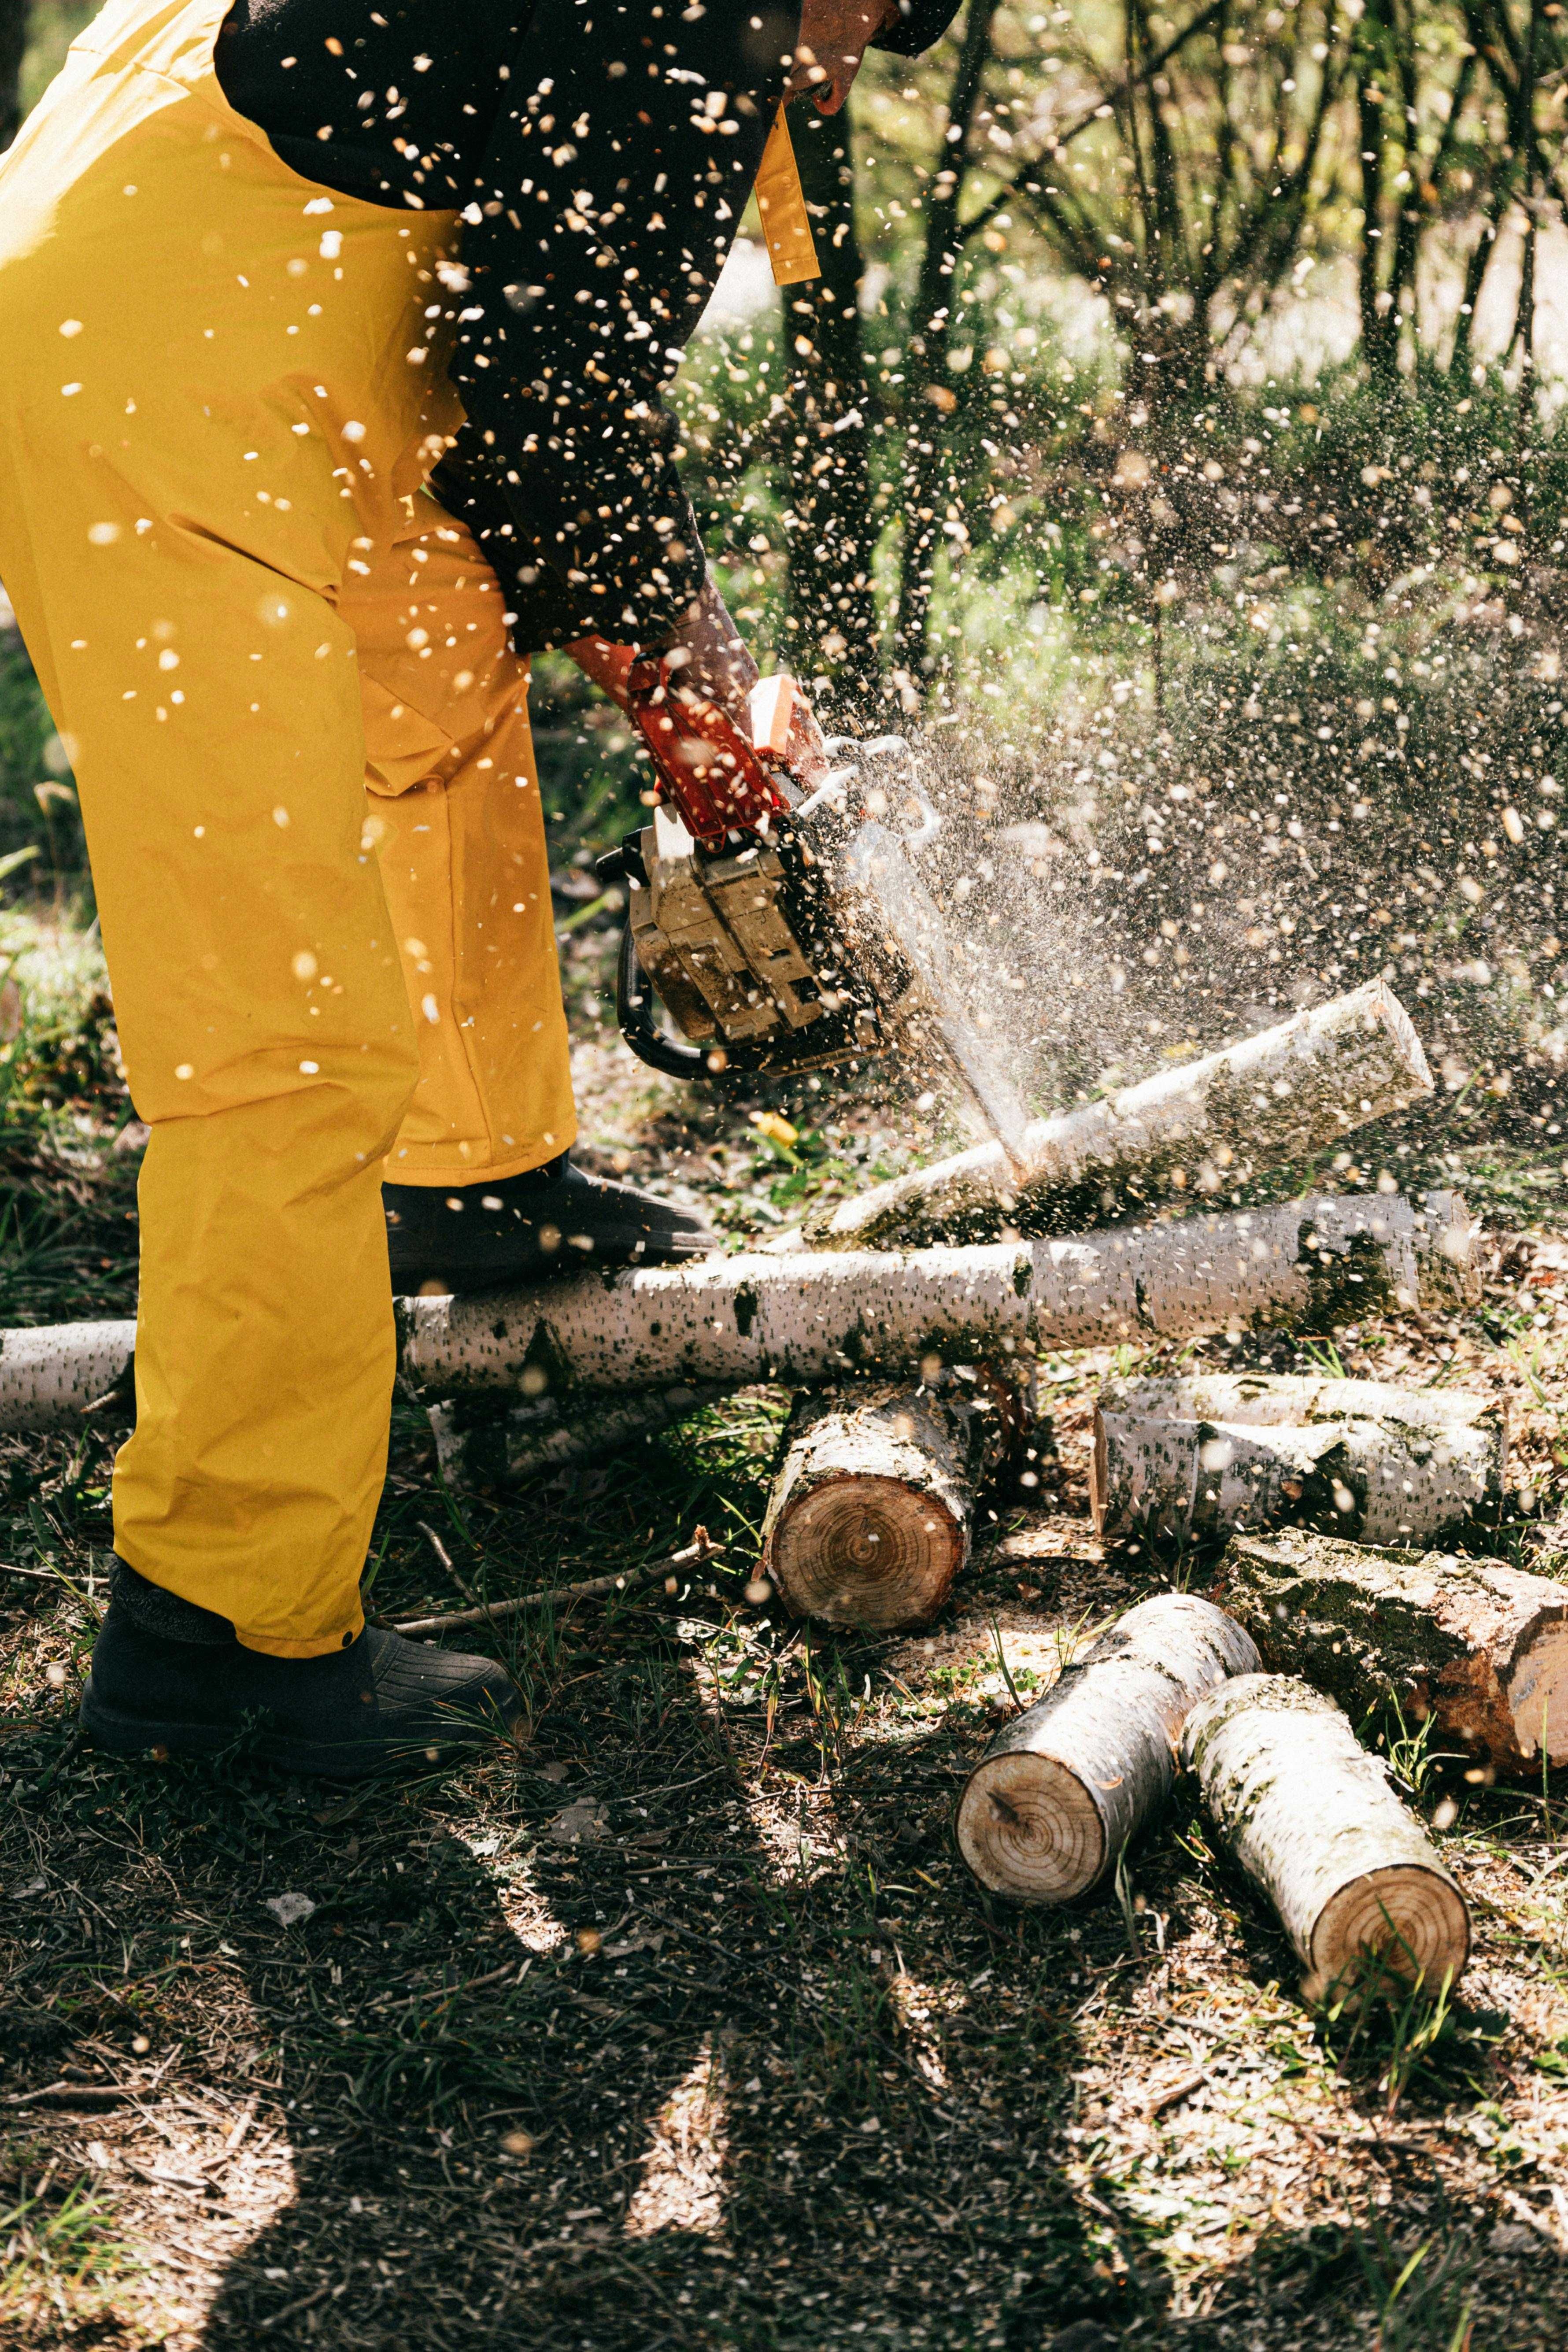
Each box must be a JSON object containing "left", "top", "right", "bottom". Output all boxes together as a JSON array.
[
  {"left": 778, "top": 96, "right": 885, "bottom": 712},
  {"left": 893, "top": 0, "right": 1000, "bottom": 695},
  {"left": 0, "top": 0, "right": 30, "bottom": 150}
]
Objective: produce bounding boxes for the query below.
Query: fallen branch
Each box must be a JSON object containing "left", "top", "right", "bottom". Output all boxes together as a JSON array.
[
  {"left": 386, "top": 1535, "right": 723, "bottom": 1637},
  {"left": 805, "top": 981, "right": 1431, "bottom": 1250},
  {"left": 1218, "top": 1527, "right": 1568, "bottom": 1776},
  {"left": 3, "top": 2081, "right": 137, "bottom": 2109},
  {"left": 1093, "top": 1374, "right": 1505, "bottom": 1545},
  {"left": 955, "top": 1594, "right": 1259, "bottom": 1901},
  {"left": 398, "top": 1191, "right": 1473, "bottom": 1402},
  {"left": 1181, "top": 1672, "right": 1471, "bottom": 2001},
  {"left": 761, "top": 1370, "right": 1026, "bottom": 1630}
]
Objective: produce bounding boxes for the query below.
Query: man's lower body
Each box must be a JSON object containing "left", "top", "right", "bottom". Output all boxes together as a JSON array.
[{"left": 0, "top": 0, "right": 640, "bottom": 1754}]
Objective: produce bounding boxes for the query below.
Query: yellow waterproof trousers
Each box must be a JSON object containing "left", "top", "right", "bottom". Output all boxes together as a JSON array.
[{"left": 0, "top": 0, "right": 574, "bottom": 1655}]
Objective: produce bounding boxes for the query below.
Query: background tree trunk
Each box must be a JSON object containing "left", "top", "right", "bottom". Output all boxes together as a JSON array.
[
  {"left": 778, "top": 99, "right": 884, "bottom": 715},
  {"left": 894, "top": 0, "right": 999, "bottom": 698}
]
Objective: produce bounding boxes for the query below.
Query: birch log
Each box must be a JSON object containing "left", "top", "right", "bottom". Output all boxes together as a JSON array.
[
  {"left": 1181, "top": 1674, "right": 1471, "bottom": 1999},
  {"left": 0, "top": 1320, "right": 136, "bottom": 1431},
  {"left": 805, "top": 981, "right": 1431, "bottom": 1250},
  {"left": 0, "top": 1187, "right": 1477, "bottom": 1431},
  {"left": 428, "top": 1384, "right": 723, "bottom": 1491},
  {"left": 760, "top": 1372, "right": 1024, "bottom": 1630},
  {"left": 1219, "top": 1528, "right": 1568, "bottom": 1775},
  {"left": 1092, "top": 1376, "right": 1505, "bottom": 1545},
  {"left": 398, "top": 1191, "right": 1474, "bottom": 1403},
  {"left": 955, "top": 1596, "right": 1260, "bottom": 1901}
]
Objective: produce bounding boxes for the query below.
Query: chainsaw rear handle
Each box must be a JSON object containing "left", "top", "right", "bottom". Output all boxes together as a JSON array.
[
  {"left": 596, "top": 838, "right": 710, "bottom": 1080},
  {"left": 615, "top": 920, "right": 709, "bottom": 1080}
]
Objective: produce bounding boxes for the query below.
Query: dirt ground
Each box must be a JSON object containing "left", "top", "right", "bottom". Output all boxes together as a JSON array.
[{"left": 5, "top": 920, "right": 1568, "bottom": 2351}]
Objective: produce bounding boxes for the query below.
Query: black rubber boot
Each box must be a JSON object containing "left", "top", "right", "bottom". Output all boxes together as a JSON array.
[
  {"left": 384, "top": 1153, "right": 717, "bottom": 1295},
  {"left": 80, "top": 1561, "right": 521, "bottom": 1781}
]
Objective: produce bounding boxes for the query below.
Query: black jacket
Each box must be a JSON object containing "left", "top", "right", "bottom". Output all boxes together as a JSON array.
[{"left": 216, "top": 0, "right": 962, "bottom": 649}]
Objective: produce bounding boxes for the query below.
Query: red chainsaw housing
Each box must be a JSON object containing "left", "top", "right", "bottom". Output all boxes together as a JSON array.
[{"left": 623, "top": 653, "right": 791, "bottom": 850}]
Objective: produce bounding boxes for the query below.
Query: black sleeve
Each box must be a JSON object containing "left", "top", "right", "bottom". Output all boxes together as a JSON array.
[{"left": 438, "top": 0, "right": 799, "bottom": 651}]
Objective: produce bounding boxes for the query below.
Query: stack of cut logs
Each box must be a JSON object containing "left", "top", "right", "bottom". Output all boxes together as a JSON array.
[{"left": 0, "top": 979, "right": 1531, "bottom": 2003}]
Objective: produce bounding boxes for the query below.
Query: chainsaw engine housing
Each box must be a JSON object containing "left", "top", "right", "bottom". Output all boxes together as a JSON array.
[{"left": 616, "top": 804, "right": 890, "bottom": 1079}]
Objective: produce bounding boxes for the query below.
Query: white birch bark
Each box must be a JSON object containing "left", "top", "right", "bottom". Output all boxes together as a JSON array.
[
  {"left": 428, "top": 1384, "right": 722, "bottom": 1490},
  {"left": 398, "top": 1191, "right": 1474, "bottom": 1403},
  {"left": 955, "top": 1595, "right": 1260, "bottom": 1901},
  {"left": 1219, "top": 1528, "right": 1568, "bottom": 1775},
  {"left": 0, "top": 1320, "right": 136, "bottom": 1431},
  {"left": 761, "top": 1373, "right": 1022, "bottom": 1631},
  {"left": 1095, "top": 1371, "right": 1503, "bottom": 1431},
  {"left": 805, "top": 981, "right": 1431, "bottom": 1250},
  {"left": 1181, "top": 1673, "right": 1471, "bottom": 2000},
  {"left": 1092, "top": 1377, "right": 1505, "bottom": 1546}
]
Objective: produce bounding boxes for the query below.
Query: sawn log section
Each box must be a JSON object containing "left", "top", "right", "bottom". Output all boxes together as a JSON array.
[
  {"left": 1092, "top": 1374, "right": 1506, "bottom": 1546},
  {"left": 955, "top": 1595, "right": 1259, "bottom": 1901},
  {"left": 761, "top": 1374, "right": 1021, "bottom": 1630},
  {"left": 1182, "top": 1672, "right": 1471, "bottom": 1998},
  {"left": 1218, "top": 1528, "right": 1568, "bottom": 1776}
]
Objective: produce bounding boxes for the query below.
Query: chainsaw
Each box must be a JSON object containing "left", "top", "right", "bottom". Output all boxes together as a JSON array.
[{"left": 590, "top": 653, "right": 1032, "bottom": 1168}]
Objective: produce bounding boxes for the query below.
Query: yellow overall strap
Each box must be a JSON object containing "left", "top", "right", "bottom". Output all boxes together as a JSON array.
[{"left": 754, "top": 110, "right": 820, "bottom": 286}]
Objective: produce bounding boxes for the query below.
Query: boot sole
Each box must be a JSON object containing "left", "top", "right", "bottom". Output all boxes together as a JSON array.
[{"left": 80, "top": 1683, "right": 511, "bottom": 1782}]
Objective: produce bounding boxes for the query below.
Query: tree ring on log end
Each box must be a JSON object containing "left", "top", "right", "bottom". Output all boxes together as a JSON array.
[
  {"left": 955, "top": 1751, "right": 1105, "bottom": 1901},
  {"left": 1311, "top": 1863, "right": 1471, "bottom": 1997},
  {"left": 771, "top": 1474, "right": 962, "bottom": 1630}
]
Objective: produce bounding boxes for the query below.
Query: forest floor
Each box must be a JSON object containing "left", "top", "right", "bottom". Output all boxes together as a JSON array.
[{"left": 4, "top": 904, "right": 1568, "bottom": 2352}]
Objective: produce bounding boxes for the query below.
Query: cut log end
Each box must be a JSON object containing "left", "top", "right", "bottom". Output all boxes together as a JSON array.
[
  {"left": 768, "top": 1473, "right": 963, "bottom": 1630},
  {"left": 1508, "top": 1615, "right": 1568, "bottom": 1763},
  {"left": 955, "top": 1751, "right": 1106, "bottom": 1901},
  {"left": 1310, "top": 1863, "right": 1471, "bottom": 1998}
]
